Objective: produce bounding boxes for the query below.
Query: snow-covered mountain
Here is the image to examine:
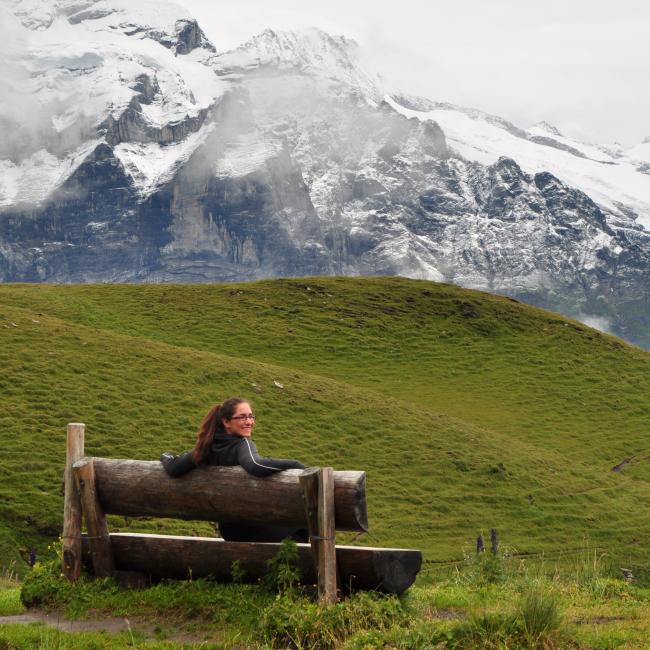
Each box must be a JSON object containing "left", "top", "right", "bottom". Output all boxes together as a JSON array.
[
  {"left": 385, "top": 95, "right": 650, "bottom": 229},
  {"left": 1, "top": 0, "right": 650, "bottom": 347}
]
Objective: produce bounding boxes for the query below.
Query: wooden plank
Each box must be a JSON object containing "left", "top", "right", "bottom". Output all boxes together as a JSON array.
[
  {"left": 73, "top": 458, "right": 114, "bottom": 578},
  {"left": 62, "top": 423, "right": 85, "bottom": 581},
  {"left": 299, "top": 466, "right": 320, "bottom": 568},
  {"left": 82, "top": 533, "right": 422, "bottom": 594},
  {"left": 92, "top": 459, "right": 368, "bottom": 532},
  {"left": 318, "top": 467, "right": 337, "bottom": 603}
]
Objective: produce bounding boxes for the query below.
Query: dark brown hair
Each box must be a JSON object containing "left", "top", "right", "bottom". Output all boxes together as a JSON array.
[{"left": 192, "top": 397, "right": 249, "bottom": 464}]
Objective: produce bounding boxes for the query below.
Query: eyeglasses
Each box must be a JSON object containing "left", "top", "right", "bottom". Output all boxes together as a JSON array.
[{"left": 230, "top": 414, "right": 256, "bottom": 421}]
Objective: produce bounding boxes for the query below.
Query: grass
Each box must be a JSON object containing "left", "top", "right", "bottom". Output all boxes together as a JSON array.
[
  {"left": 0, "top": 624, "right": 212, "bottom": 649},
  {"left": 4, "top": 550, "right": 650, "bottom": 648},
  {"left": 0, "top": 276, "right": 649, "bottom": 575},
  {"left": 0, "top": 579, "right": 24, "bottom": 617}
]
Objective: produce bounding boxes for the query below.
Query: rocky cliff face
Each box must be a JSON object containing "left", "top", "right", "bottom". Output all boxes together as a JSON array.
[{"left": 1, "top": 1, "right": 650, "bottom": 347}]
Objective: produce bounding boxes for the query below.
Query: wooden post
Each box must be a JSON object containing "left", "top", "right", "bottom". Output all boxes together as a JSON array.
[
  {"left": 74, "top": 458, "right": 114, "bottom": 578},
  {"left": 318, "top": 467, "right": 337, "bottom": 604},
  {"left": 490, "top": 528, "right": 499, "bottom": 555},
  {"left": 299, "top": 467, "right": 320, "bottom": 569},
  {"left": 62, "top": 423, "right": 85, "bottom": 581}
]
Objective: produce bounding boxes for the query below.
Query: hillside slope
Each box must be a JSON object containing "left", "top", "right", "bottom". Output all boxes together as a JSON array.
[{"left": 1, "top": 277, "right": 649, "bottom": 573}]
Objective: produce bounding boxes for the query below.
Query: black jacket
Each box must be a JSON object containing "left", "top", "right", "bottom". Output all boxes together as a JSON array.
[
  {"left": 160, "top": 434, "right": 308, "bottom": 542},
  {"left": 162, "top": 435, "right": 305, "bottom": 478},
  {"left": 209, "top": 432, "right": 305, "bottom": 477}
]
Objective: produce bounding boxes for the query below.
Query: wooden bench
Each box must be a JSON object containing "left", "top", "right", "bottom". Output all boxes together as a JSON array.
[{"left": 62, "top": 424, "right": 422, "bottom": 600}]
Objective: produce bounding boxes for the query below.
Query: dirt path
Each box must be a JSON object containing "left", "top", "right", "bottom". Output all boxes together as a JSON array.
[
  {"left": 0, "top": 611, "right": 151, "bottom": 635},
  {"left": 0, "top": 612, "right": 212, "bottom": 644}
]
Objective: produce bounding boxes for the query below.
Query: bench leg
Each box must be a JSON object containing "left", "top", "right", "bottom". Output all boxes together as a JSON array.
[{"left": 300, "top": 467, "right": 338, "bottom": 603}]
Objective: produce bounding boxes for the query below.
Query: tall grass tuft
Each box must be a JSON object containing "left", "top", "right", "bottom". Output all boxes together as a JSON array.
[
  {"left": 519, "top": 588, "right": 563, "bottom": 645},
  {"left": 574, "top": 545, "right": 606, "bottom": 586}
]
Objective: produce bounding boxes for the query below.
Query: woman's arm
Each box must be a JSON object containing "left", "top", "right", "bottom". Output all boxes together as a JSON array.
[
  {"left": 236, "top": 438, "right": 305, "bottom": 477},
  {"left": 160, "top": 451, "right": 196, "bottom": 477}
]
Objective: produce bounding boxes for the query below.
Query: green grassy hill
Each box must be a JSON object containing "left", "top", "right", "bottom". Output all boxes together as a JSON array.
[{"left": 1, "top": 277, "right": 649, "bottom": 575}]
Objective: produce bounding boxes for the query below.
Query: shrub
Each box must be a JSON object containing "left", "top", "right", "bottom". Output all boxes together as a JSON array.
[
  {"left": 263, "top": 538, "right": 301, "bottom": 594},
  {"left": 456, "top": 551, "right": 509, "bottom": 587},
  {"left": 260, "top": 591, "right": 408, "bottom": 649},
  {"left": 230, "top": 559, "right": 246, "bottom": 584},
  {"left": 20, "top": 559, "right": 73, "bottom": 609}
]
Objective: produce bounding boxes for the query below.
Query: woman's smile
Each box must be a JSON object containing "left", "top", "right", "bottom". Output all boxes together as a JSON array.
[{"left": 224, "top": 402, "right": 255, "bottom": 437}]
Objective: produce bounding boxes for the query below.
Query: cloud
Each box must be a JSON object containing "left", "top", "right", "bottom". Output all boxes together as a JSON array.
[
  {"left": 182, "top": 0, "right": 650, "bottom": 146},
  {"left": 576, "top": 313, "right": 613, "bottom": 335},
  {"left": 0, "top": 7, "right": 47, "bottom": 161}
]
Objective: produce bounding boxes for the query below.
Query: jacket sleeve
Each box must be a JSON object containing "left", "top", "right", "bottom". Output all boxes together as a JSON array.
[
  {"left": 236, "top": 438, "right": 305, "bottom": 477},
  {"left": 161, "top": 451, "right": 196, "bottom": 477}
]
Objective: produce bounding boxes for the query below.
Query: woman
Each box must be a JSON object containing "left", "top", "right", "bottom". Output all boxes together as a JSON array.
[{"left": 160, "top": 397, "right": 307, "bottom": 542}]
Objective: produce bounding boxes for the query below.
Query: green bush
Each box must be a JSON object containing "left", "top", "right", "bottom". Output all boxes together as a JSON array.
[
  {"left": 455, "top": 551, "right": 511, "bottom": 587},
  {"left": 262, "top": 538, "right": 302, "bottom": 594},
  {"left": 20, "top": 559, "right": 74, "bottom": 609},
  {"left": 448, "top": 611, "right": 519, "bottom": 649},
  {"left": 260, "top": 591, "right": 409, "bottom": 649}
]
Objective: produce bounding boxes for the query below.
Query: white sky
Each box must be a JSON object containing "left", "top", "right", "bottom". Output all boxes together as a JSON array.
[{"left": 182, "top": 0, "right": 650, "bottom": 147}]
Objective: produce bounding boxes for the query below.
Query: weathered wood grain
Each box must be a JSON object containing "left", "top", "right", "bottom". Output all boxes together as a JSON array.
[
  {"left": 62, "top": 423, "right": 84, "bottom": 581},
  {"left": 73, "top": 458, "right": 114, "bottom": 578},
  {"left": 318, "top": 467, "right": 338, "bottom": 603},
  {"left": 82, "top": 533, "right": 422, "bottom": 594},
  {"left": 92, "top": 459, "right": 368, "bottom": 532}
]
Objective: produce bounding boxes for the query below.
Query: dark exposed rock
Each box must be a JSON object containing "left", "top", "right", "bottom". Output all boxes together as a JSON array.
[
  {"left": 528, "top": 135, "right": 587, "bottom": 158},
  {"left": 100, "top": 100, "right": 208, "bottom": 146},
  {"left": 174, "top": 19, "right": 215, "bottom": 55},
  {"left": 131, "top": 73, "right": 160, "bottom": 105}
]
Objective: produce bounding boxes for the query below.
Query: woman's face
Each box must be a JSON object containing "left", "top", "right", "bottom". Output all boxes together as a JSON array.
[{"left": 223, "top": 401, "right": 255, "bottom": 438}]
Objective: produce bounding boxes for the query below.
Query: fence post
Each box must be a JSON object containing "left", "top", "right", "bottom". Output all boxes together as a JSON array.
[
  {"left": 62, "top": 423, "right": 85, "bottom": 581},
  {"left": 299, "top": 467, "right": 321, "bottom": 570},
  {"left": 490, "top": 528, "right": 499, "bottom": 555},
  {"left": 318, "top": 468, "right": 338, "bottom": 603},
  {"left": 74, "top": 458, "right": 115, "bottom": 577}
]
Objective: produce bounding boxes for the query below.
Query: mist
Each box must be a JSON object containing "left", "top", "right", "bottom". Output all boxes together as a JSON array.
[
  {"left": 0, "top": 5, "right": 99, "bottom": 164},
  {"left": 183, "top": 0, "right": 650, "bottom": 148}
]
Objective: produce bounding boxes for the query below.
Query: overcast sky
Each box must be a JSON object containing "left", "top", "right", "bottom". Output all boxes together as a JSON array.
[{"left": 182, "top": 0, "right": 649, "bottom": 147}]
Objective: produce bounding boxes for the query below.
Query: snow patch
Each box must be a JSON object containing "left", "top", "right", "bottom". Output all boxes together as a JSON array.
[
  {"left": 114, "top": 123, "right": 215, "bottom": 195},
  {"left": 386, "top": 95, "right": 650, "bottom": 230},
  {"left": 0, "top": 139, "right": 101, "bottom": 207},
  {"left": 214, "top": 132, "right": 283, "bottom": 178}
]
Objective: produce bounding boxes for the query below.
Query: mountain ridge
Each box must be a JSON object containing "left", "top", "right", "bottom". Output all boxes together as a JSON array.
[{"left": 1, "top": 0, "right": 650, "bottom": 347}]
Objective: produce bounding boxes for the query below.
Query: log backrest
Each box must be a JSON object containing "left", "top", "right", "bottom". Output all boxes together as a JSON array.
[{"left": 90, "top": 458, "right": 368, "bottom": 533}]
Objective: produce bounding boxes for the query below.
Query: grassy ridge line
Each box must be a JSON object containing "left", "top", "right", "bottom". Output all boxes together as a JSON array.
[
  {"left": 4, "top": 301, "right": 641, "bottom": 561},
  {"left": 0, "top": 297, "right": 642, "bottom": 504},
  {"left": 1, "top": 279, "right": 650, "bottom": 571},
  {"left": 2, "top": 278, "right": 649, "bottom": 470}
]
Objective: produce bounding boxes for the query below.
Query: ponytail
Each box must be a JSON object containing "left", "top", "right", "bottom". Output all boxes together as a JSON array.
[
  {"left": 192, "top": 397, "right": 248, "bottom": 464},
  {"left": 192, "top": 404, "right": 221, "bottom": 464}
]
